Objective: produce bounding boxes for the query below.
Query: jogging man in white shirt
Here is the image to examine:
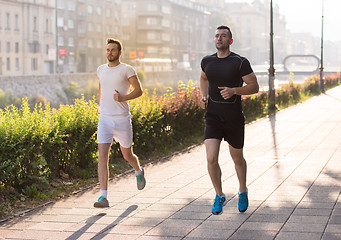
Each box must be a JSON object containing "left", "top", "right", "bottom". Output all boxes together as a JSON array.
[{"left": 94, "top": 38, "right": 146, "bottom": 208}]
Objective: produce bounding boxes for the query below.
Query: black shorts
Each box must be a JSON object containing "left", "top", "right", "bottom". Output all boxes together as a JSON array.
[{"left": 204, "top": 113, "right": 245, "bottom": 149}]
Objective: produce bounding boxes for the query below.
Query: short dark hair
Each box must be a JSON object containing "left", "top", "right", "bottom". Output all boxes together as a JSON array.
[
  {"left": 106, "top": 38, "right": 122, "bottom": 51},
  {"left": 217, "top": 25, "right": 232, "bottom": 39}
]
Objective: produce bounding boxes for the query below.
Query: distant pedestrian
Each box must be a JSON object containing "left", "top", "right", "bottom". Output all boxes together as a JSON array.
[
  {"left": 94, "top": 38, "right": 146, "bottom": 208},
  {"left": 199, "top": 26, "right": 259, "bottom": 215}
]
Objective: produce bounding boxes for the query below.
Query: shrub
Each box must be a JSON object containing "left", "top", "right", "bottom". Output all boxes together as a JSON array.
[
  {"left": 160, "top": 81, "right": 204, "bottom": 140},
  {"left": 64, "top": 82, "right": 82, "bottom": 103},
  {"left": 242, "top": 92, "right": 268, "bottom": 122},
  {"left": 42, "top": 97, "right": 98, "bottom": 176},
  {"left": 0, "top": 74, "right": 339, "bottom": 198},
  {"left": 83, "top": 79, "right": 99, "bottom": 102},
  {"left": 137, "top": 70, "right": 146, "bottom": 82},
  {"left": 0, "top": 100, "right": 52, "bottom": 191}
]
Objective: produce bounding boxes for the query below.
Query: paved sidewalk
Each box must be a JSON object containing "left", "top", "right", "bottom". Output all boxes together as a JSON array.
[{"left": 1, "top": 86, "right": 341, "bottom": 240}]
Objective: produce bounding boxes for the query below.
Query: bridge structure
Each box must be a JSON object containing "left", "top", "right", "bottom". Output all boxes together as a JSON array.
[{"left": 253, "top": 54, "right": 339, "bottom": 76}]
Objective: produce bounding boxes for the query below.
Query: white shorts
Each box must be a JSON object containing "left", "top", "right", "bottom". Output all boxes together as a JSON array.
[{"left": 97, "top": 114, "right": 133, "bottom": 148}]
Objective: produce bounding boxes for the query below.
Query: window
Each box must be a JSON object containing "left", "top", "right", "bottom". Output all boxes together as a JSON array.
[
  {"left": 45, "top": 19, "right": 49, "bottom": 32},
  {"left": 6, "top": 58, "right": 10, "bottom": 71},
  {"left": 31, "top": 42, "right": 39, "bottom": 53},
  {"left": 147, "top": 32, "right": 157, "bottom": 40},
  {"left": 57, "top": 17, "right": 64, "bottom": 27},
  {"left": 147, "top": 46, "right": 157, "bottom": 54},
  {"left": 146, "top": 18, "right": 158, "bottom": 26},
  {"left": 88, "top": 5, "right": 93, "bottom": 14},
  {"left": 46, "top": 44, "right": 49, "bottom": 54},
  {"left": 58, "top": 36, "right": 64, "bottom": 46},
  {"left": 161, "top": 5, "right": 171, "bottom": 14},
  {"left": 96, "top": 40, "right": 101, "bottom": 48},
  {"left": 162, "top": 19, "right": 170, "bottom": 27},
  {"left": 31, "top": 58, "right": 38, "bottom": 71},
  {"left": 57, "top": 0, "right": 64, "bottom": 9},
  {"left": 68, "top": 19, "right": 74, "bottom": 29},
  {"left": 162, "top": 33, "right": 170, "bottom": 41},
  {"left": 15, "top": 42, "right": 19, "bottom": 53},
  {"left": 96, "top": 24, "right": 101, "bottom": 32},
  {"left": 88, "top": 39, "right": 93, "bottom": 48},
  {"left": 147, "top": 4, "right": 158, "bottom": 11},
  {"left": 15, "top": 58, "right": 19, "bottom": 71},
  {"left": 15, "top": 14, "right": 19, "bottom": 30},
  {"left": 96, "top": 7, "right": 102, "bottom": 15},
  {"left": 68, "top": 37, "right": 74, "bottom": 47},
  {"left": 6, "top": 42, "right": 10, "bottom": 53},
  {"left": 33, "top": 16, "right": 37, "bottom": 31},
  {"left": 6, "top": 13, "right": 10, "bottom": 29},
  {"left": 68, "top": 1, "right": 76, "bottom": 11},
  {"left": 88, "top": 23, "right": 93, "bottom": 32}
]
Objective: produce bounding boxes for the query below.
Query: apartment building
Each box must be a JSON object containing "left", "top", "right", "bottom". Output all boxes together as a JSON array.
[
  {"left": 120, "top": 0, "right": 210, "bottom": 73},
  {"left": 56, "top": 0, "right": 121, "bottom": 73},
  {"left": 226, "top": 0, "right": 287, "bottom": 65},
  {"left": 0, "top": 0, "right": 55, "bottom": 75}
]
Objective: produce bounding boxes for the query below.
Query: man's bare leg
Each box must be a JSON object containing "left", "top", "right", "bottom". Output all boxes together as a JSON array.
[
  {"left": 205, "top": 139, "right": 223, "bottom": 196},
  {"left": 98, "top": 143, "right": 111, "bottom": 190},
  {"left": 94, "top": 143, "right": 111, "bottom": 207},
  {"left": 120, "top": 145, "right": 146, "bottom": 190},
  {"left": 120, "top": 146, "right": 141, "bottom": 171},
  {"left": 229, "top": 145, "right": 247, "bottom": 193}
]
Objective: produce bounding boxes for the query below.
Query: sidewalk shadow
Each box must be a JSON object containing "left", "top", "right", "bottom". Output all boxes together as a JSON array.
[
  {"left": 65, "top": 204, "right": 137, "bottom": 240},
  {"left": 89, "top": 204, "right": 138, "bottom": 240}
]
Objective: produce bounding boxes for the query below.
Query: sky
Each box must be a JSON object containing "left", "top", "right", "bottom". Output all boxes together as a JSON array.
[{"left": 227, "top": 0, "right": 341, "bottom": 42}]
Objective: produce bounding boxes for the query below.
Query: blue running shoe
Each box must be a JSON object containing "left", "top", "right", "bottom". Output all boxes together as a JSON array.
[
  {"left": 238, "top": 190, "right": 248, "bottom": 212},
  {"left": 211, "top": 194, "right": 226, "bottom": 215}
]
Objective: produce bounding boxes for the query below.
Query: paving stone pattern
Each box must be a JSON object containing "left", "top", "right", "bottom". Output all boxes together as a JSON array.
[{"left": 1, "top": 86, "right": 341, "bottom": 240}]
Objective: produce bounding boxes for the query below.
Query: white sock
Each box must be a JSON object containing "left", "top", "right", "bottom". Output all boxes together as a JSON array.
[
  {"left": 239, "top": 188, "right": 248, "bottom": 194},
  {"left": 101, "top": 190, "right": 108, "bottom": 199},
  {"left": 135, "top": 168, "right": 142, "bottom": 176}
]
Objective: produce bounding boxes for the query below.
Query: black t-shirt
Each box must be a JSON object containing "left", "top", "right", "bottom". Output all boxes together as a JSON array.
[{"left": 201, "top": 52, "right": 253, "bottom": 126}]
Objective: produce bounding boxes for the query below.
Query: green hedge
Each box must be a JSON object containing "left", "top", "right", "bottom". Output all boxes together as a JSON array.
[{"left": 0, "top": 75, "right": 340, "bottom": 195}]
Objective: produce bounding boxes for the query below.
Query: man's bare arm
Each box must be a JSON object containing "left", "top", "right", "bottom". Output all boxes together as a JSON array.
[
  {"left": 199, "top": 71, "right": 209, "bottom": 109},
  {"left": 114, "top": 75, "right": 143, "bottom": 102}
]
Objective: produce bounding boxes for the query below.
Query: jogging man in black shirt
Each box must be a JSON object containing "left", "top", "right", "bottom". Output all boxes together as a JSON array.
[{"left": 200, "top": 25, "right": 259, "bottom": 215}]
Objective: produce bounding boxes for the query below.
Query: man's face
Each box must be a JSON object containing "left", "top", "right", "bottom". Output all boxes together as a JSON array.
[
  {"left": 106, "top": 43, "right": 120, "bottom": 62},
  {"left": 214, "top": 29, "right": 232, "bottom": 50}
]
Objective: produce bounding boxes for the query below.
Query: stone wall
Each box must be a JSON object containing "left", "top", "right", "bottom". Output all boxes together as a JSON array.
[
  {"left": 0, "top": 73, "right": 97, "bottom": 106},
  {"left": 0, "top": 70, "right": 201, "bottom": 106}
]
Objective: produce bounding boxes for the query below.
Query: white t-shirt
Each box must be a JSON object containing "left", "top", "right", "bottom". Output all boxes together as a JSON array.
[{"left": 97, "top": 63, "right": 136, "bottom": 116}]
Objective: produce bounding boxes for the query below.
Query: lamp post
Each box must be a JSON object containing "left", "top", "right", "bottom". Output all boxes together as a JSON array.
[
  {"left": 320, "top": 0, "right": 325, "bottom": 92},
  {"left": 268, "top": 0, "right": 276, "bottom": 109}
]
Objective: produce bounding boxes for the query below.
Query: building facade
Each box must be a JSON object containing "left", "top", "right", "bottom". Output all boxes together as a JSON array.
[
  {"left": 56, "top": 0, "right": 121, "bottom": 73},
  {"left": 120, "top": 0, "right": 210, "bottom": 74},
  {"left": 2, "top": 0, "right": 332, "bottom": 76},
  {"left": 0, "top": 0, "right": 55, "bottom": 75}
]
